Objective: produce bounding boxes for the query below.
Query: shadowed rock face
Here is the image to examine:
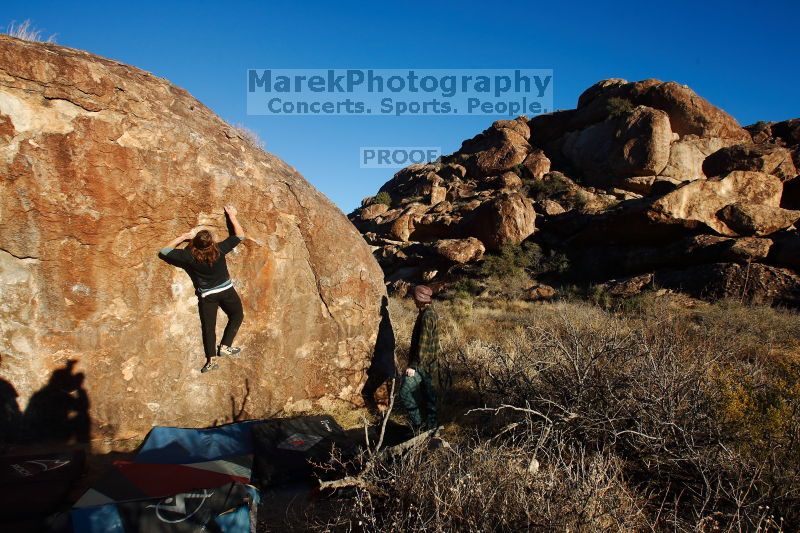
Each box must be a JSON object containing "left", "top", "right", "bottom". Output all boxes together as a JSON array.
[{"left": 0, "top": 36, "right": 385, "bottom": 439}]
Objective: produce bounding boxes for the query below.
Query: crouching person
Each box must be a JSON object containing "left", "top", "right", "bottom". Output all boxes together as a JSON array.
[{"left": 399, "top": 285, "right": 439, "bottom": 431}]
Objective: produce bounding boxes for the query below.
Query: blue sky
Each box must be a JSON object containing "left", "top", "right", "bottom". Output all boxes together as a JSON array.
[{"left": 3, "top": 0, "right": 799, "bottom": 212}]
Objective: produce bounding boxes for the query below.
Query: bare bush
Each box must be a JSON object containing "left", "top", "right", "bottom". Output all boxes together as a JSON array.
[
  {"left": 453, "top": 298, "right": 798, "bottom": 530},
  {"left": 316, "top": 431, "right": 646, "bottom": 532}
]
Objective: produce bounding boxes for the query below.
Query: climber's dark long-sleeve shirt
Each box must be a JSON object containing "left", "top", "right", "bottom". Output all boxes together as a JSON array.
[
  {"left": 158, "top": 235, "right": 242, "bottom": 295},
  {"left": 408, "top": 305, "right": 439, "bottom": 369}
]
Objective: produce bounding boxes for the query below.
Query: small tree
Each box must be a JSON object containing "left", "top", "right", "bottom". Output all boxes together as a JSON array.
[{"left": 372, "top": 191, "right": 392, "bottom": 207}]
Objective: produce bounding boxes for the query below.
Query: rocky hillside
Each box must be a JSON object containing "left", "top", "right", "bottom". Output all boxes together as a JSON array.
[
  {"left": 350, "top": 78, "right": 800, "bottom": 304},
  {"left": 0, "top": 35, "right": 385, "bottom": 439}
]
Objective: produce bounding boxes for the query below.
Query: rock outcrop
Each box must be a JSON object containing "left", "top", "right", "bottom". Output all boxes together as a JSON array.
[
  {"left": 603, "top": 263, "right": 800, "bottom": 306},
  {"left": 647, "top": 171, "right": 784, "bottom": 235},
  {"left": 531, "top": 78, "right": 750, "bottom": 188},
  {"left": 0, "top": 36, "right": 385, "bottom": 439},
  {"left": 350, "top": 76, "right": 800, "bottom": 305}
]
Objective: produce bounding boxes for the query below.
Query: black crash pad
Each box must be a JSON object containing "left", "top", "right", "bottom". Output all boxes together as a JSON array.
[
  {"left": 0, "top": 450, "right": 85, "bottom": 520},
  {"left": 251, "top": 415, "right": 360, "bottom": 487}
]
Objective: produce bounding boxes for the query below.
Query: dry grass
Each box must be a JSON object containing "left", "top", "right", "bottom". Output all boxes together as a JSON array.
[
  {"left": 4, "top": 20, "right": 57, "bottom": 43},
  {"left": 232, "top": 123, "right": 266, "bottom": 151},
  {"left": 318, "top": 293, "right": 799, "bottom": 532}
]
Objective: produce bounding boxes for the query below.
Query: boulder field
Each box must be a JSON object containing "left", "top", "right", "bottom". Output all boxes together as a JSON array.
[
  {"left": 0, "top": 36, "right": 385, "bottom": 440},
  {"left": 350, "top": 79, "right": 800, "bottom": 305}
]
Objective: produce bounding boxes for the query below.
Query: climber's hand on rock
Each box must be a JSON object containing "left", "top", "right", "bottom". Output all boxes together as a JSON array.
[
  {"left": 183, "top": 229, "right": 197, "bottom": 240},
  {"left": 224, "top": 205, "right": 238, "bottom": 217},
  {"left": 405, "top": 367, "right": 416, "bottom": 377}
]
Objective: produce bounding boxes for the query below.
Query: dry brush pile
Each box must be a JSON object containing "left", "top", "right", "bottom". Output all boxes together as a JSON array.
[{"left": 317, "top": 295, "right": 799, "bottom": 532}]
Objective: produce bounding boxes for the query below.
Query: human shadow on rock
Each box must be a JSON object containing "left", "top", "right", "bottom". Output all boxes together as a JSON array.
[
  {"left": 20, "top": 359, "right": 91, "bottom": 444},
  {"left": 361, "top": 296, "right": 398, "bottom": 408},
  {"left": 0, "top": 376, "right": 22, "bottom": 452}
]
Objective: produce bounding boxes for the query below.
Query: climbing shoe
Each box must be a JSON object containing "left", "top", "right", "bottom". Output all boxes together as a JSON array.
[
  {"left": 218, "top": 345, "right": 242, "bottom": 357},
  {"left": 201, "top": 361, "right": 219, "bottom": 373}
]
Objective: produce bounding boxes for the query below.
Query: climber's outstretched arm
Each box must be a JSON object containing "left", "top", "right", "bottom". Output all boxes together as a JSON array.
[
  {"left": 224, "top": 205, "right": 245, "bottom": 239},
  {"left": 159, "top": 230, "right": 195, "bottom": 256}
]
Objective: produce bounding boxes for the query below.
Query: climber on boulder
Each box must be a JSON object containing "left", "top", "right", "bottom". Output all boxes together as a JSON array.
[{"left": 158, "top": 206, "right": 246, "bottom": 373}]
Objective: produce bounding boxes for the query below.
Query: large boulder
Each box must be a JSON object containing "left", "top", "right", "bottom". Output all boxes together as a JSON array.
[
  {"left": 600, "top": 262, "right": 800, "bottom": 305},
  {"left": 660, "top": 135, "right": 732, "bottom": 181},
  {"left": 529, "top": 109, "right": 578, "bottom": 148},
  {"left": 561, "top": 106, "right": 672, "bottom": 183},
  {"left": 465, "top": 192, "right": 536, "bottom": 250},
  {"left": 0, "top": 36, "right": 385, "bottom": 439},
  {"left": 627, "top": 81, "right": 750, "bottom": 141},
  {"left": 573, "top": 79, "right": 750, "bottom": 141},
  {"left": 703, "top": 143, "right": 797, "bottom": 181},
  {"left": 717, "top": 203, "right": 800, "bottom": 236},
  {"left": 747, "top": 118, "right": 800, "bottom": 169},
  {"left": 576, "top": 78, "right": 628, "bottom": 108},
  {"left": 648, "top": 171, "right": 784, "bottom": 235},
  {"left": 378, "top": 163, "right": 439, "bottom": 198},
  {"left": 358, "top": 203, "right": 389, "bottom": 221},
  {"left": 432, "top": 238, "right": 485, "bottom": 264},
  {"left": 387, "top": 203, "right": 430, "bottom": 242},
  {"left": 565, "top": 171, "right": 784, "bottom": 247},
  {"left": 771, "top": 119, "right": 800, "bottom": 147},
  {"left": 449, "top": 117, "right": 531, "bottom": 177},
  {"left": 520, "top": 149, "right": 551, "bottom": 179},
  {"left": 747, "top": 118, "right": 800, "bottom": 148},
  {"left": 613, "top": 175, "right": 686, "bottom": 196},
  {"left": 529, "top": 79, "right": 749, "bottom": 186},
  {"left": 653, "top": 263, "right": 800, "bottom": 305}
]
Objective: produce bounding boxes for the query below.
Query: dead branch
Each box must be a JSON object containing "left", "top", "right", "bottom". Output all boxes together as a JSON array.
[
  {"left": 318, "top": 475, "right": 385, "bottom": 495},
  {"left": 372, "top": 378, "right": 396, "bottom": 456},
  {"left": 465, "top": 404, "right": 555, "bottom": 424}
]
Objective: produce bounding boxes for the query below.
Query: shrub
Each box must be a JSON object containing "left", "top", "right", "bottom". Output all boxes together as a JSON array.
[
  {"left": 545, "top": 251, "right": 570, "bottom": 274},
  {"left": 526, "top": 174, "right": 569, "bottom": 200},
  {"left": 573, "top": 189, "right": 594, "bottom": 211},
  {"left": 479, "top": 242, "right": 569, "bottom": 280},
  {"left": 588, "top": 284, "right": 612, "bottom": 309},
  {"left": 447, "top": 278, "right": 484, "bottom": 299},
  {"left": 372, "top": 191, "right": 392, "bottom": 207},
  {"left": 606, "top": 97, "right": 634, "bottom": 118},
  {"left": 480, "top": 242, "right": 540, "bottom": 279}
]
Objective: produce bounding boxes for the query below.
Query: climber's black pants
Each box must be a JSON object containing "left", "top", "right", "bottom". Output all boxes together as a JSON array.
[{"left": 198, "top": 288, "right": 244, "bottom": 358}]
